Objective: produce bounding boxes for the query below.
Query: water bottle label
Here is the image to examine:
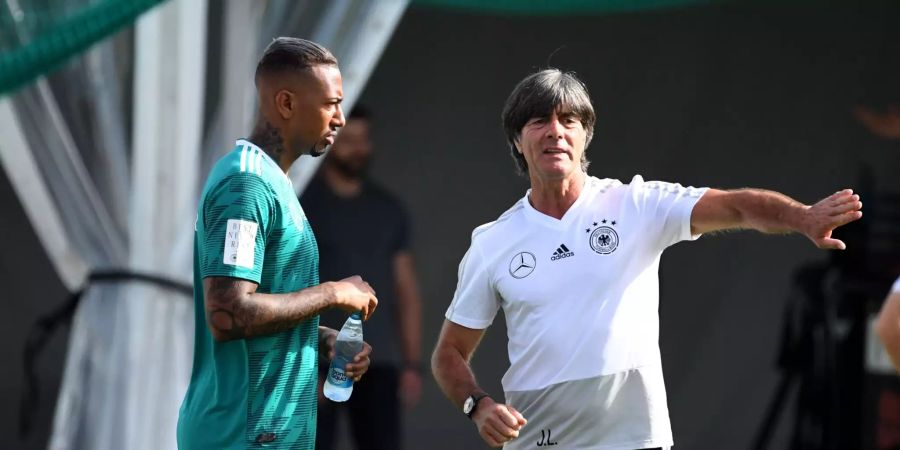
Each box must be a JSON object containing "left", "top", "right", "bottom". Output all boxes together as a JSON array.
[{"left": 327, "top": 357, "right": 353, "bottom": 388}]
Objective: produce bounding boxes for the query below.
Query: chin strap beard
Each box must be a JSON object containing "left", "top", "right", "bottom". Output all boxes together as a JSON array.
[{"left": 308, "top": 144, "right": 328, "bottom": 157}]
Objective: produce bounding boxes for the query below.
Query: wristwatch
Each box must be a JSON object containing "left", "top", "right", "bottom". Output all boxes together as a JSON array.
[{"left": 463, "top": 393, "right": 489, "bottom": 418}]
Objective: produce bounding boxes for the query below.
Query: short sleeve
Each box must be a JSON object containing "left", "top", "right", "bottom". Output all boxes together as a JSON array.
[
  {"left": 892, "top": 277, "right": 900, "bottom": 294},
  {"left": 200, "top": 173, "right": 276, "bottom": 284},
  {"left": 445, "top": 238, "right": 500, "bottom": 329},
  {"left": 629, "top": 176, "right": 708, "bottom": 249}
]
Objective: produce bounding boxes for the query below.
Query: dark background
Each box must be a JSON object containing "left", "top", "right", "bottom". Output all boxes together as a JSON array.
[{"left": 3, "top": 5, "right": 899, "bottom": 450}]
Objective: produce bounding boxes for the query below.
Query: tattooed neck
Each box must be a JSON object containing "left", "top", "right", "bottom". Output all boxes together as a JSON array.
[{"left": 249, "top": 121, "right": 286, "bottom": 168}]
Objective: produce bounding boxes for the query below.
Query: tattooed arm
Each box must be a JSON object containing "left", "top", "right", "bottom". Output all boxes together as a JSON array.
[{"left": 203, "top": 275, "right": 377, "bottom": 342}]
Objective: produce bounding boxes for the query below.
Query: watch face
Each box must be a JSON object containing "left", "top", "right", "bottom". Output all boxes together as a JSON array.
[{"left": 463, "top": 396, "right": 474, "bottom": 414}]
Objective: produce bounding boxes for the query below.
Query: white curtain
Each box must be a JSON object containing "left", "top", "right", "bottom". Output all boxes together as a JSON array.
[{"left": 0, "top": 0, "right": 408, "bottom": 449}]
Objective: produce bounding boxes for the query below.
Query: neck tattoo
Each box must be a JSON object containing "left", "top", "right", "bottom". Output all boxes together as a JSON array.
[{"left": 249, "top": 122, "right": 285, "bottom": 165}]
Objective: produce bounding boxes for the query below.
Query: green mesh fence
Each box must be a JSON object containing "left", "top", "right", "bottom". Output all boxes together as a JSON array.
[
  {"left": 410, "top": 0, "right": 713, "bottom": 15},
  {"left": 0, "top": 0, "right": 167, "bottom": 96},
  {"left": 409, "top": 0, "right": 876, "bottom": 15}
]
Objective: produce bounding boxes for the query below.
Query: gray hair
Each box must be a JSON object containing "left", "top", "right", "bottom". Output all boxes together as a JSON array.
[{"left": 501, "top": 69, "right": 596, "bottom": 176}]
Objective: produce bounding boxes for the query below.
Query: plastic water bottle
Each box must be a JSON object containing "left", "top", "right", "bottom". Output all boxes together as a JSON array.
[{"left": 324, "top": 311, "right": 363, "bottom": 402}]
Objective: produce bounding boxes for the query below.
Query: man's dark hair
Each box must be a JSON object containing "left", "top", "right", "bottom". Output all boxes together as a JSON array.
[
  {"left": 501, "top": 68, "right": 596, "bottom": 176},
  {"left": 255, "top": 37, "right": 338, "bottom": 82}
]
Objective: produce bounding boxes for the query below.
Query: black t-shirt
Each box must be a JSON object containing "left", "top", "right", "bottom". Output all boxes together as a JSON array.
[{"left": 301, "top": 175, "right": 410, "bottom": 366}]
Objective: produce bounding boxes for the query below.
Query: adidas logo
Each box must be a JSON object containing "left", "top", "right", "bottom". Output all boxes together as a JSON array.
[{"left": 550, "top": 244, "right": 574, "bottom": 261}]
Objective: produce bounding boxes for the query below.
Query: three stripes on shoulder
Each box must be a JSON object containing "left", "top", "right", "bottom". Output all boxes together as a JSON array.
[{"left": 239, "top": 145, "right": 264, "bottom": 176}]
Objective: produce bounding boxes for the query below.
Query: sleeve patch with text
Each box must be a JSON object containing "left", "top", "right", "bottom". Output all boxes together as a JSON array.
[{"left": 223, "top": 219, "right": 258, "bottom": 269}]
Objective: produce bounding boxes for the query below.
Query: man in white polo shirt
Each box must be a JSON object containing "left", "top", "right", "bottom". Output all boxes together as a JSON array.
[
  {"left": 876, "top": 277, "right": 900, "bottom": 371},
  {"left": 431, "top": 68, "right": 864, "bottom": 450}
]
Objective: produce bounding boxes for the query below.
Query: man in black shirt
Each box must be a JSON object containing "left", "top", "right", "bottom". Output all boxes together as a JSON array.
[{"left": 302, "top": 106, "right": 423, "bottom": 450}]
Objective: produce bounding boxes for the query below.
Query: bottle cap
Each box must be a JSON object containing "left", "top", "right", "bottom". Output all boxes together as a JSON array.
[{"left": 351, "top": 311, "right": 362, "bottom": 320}]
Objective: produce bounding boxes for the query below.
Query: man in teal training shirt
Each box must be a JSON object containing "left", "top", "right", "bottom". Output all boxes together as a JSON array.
[{"left": 177, "top": 37, "right": 379, "bottom": 449}]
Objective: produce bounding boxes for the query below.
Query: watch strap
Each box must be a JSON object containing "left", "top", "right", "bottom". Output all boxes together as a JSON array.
[{"left": 466, "top": 393, "right": 490, "bottom": 418}]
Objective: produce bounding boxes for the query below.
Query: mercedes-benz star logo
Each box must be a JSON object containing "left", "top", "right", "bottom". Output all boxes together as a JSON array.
[{"left": 508, "top": 252, "right": 536, "bottom": 279}]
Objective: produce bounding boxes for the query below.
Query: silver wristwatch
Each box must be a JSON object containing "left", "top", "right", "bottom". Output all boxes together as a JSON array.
[{"left": 463, "top": 393, "right": 489, "bottom": 419}]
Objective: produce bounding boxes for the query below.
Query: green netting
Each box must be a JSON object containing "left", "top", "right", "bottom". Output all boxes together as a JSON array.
[
  {"left": 410, "top": 0, "right": 714, "bottom": 15},
  {"left": 0, "top": 0, "right": 167, "bottom": 96},
  {"left": 410, "top": 0, "right": 896, "bottom": 14}
]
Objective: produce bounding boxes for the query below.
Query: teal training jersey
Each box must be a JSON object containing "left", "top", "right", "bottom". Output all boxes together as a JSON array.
[{"left": 177, "top": 139, "right": 320, "bottom": 449}]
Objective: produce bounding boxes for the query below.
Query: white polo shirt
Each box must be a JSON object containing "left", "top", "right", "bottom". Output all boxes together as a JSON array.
[{"left": 446, "top": 175, "right": 707, "bottom": 450}]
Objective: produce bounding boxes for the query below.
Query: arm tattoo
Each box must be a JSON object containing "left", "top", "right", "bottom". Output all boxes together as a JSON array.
[
  {"left": 249, "top": 121, "right": 286, "bottom": 163},
  {"left": 205, "top": 277, "right": 332, "bottom": 341},
  {"left": 206, "top": 278, "right": 257, "bottom": 341}
]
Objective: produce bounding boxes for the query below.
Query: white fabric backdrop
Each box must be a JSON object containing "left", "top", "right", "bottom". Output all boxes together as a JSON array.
[{"left": 0, "top": 0, "right": 408, "bottom": 448}]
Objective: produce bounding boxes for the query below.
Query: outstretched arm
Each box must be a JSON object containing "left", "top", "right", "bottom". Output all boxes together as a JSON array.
[
  {"left": 690, "top": 188, "right": 862, "bottom": 249},
  {"left": 854, "top": 104, "right": 900, "bottom": 140}
]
